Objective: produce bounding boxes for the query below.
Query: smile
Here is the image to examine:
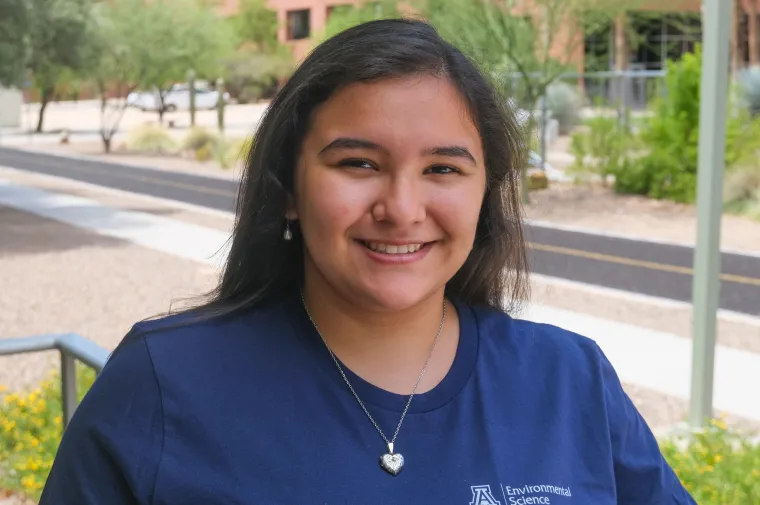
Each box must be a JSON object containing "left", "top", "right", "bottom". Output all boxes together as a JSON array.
[{"left": 363, "top": 242, "right": 424, "bottom": 254}]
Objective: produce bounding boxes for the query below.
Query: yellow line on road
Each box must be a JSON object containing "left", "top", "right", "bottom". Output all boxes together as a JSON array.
[{"left": 528, "top": 242, "right": 760, "bottom": 287}]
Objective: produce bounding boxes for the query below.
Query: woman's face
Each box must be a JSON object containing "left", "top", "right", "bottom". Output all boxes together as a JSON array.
[{"left": 290, "top": 75, "right": 487, "bottom": 312}]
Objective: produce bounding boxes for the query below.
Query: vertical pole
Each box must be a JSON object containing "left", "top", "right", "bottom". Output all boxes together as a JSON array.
[
  {"left": 216, "top": 77, "right": 225, "bottom": 135},
  {"left": 689, "top": 0, "right": 732, "bottom": 429},
  {"left": 61, "top": 353, "right": 77, "bottom": 431},
  {"left": 540, "top": 90, "right": 548, "bottom": 171},
  {"left": 188, "top": 69, "right": 196, "bottom": 128}
]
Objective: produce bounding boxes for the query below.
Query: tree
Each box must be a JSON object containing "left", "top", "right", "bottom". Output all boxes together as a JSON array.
[
  {"left": 231, "top": 0, "right": 278, "bottom": 52},
  {"left": 131, "top": 0, "right": 237, "bottom": 124},
  {"left": 26, "top": 0, "right": 98, "bottom": 132},
  {"left": 421, "top": 0, "right": 634, "bottom": 201},
  {"left": 423, "top": 0, "right": 632, "bottom": 111},
  {"left": 85, "top": 0, "right": 145, "bottom": 153},
  {"left": 0, "top": 0, "right": 30, "bottom": 88},
  {"left": 319, "top": 0, "right": 400, "bottom": 42},
  {"left": 225, "top": 0, "right": 293, "bottom": 104}
]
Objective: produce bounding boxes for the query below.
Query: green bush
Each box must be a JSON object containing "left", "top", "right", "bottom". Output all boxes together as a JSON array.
[
  {"left": 0, "top": 368, "right": 96, "bottom": 500},
  {"left": 661, "top": 419, "right": 760, "bottom": 504},
  {"left": 619, "top": 47, "right": 760, "bottom": 204},
  {"left": 126, "top": 124, "right": 177, "bottom": 155}
]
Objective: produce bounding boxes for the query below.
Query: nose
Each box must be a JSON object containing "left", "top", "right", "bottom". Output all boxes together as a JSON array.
[{"left": 371, "top": 173, "right": 426, "bottom": 227}]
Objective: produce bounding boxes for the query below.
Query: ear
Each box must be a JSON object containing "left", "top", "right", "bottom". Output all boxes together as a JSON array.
[{"left": 285, "top": 193, "right": 298, "bottom": 220}]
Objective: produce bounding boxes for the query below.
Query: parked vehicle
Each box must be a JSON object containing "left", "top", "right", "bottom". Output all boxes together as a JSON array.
[{"left": 127, "top": 83, "right": 230, "bottom": 112}]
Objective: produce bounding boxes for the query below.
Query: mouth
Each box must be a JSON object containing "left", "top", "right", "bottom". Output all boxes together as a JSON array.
[{"left": 358, "top": 240, "right": 429, "bottom": 254}]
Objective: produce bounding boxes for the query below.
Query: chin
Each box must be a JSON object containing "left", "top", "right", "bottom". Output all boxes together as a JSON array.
[{"left": 353, "top": 283, "right": 442, "bottom": 313}]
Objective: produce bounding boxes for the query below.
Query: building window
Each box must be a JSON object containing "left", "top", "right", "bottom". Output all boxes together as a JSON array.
[{"left": 287, "top": 9, "right": 310, "bottom": 40}]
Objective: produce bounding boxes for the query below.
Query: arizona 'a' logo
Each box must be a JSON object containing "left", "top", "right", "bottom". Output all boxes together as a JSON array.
[{"left": 470, "top": 485, "right": 501, "bottom": 505}]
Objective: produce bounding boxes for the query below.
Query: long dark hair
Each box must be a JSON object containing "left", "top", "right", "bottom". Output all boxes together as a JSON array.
[{"left": 181, "top": 18, "right": 529, "bottom": 322}]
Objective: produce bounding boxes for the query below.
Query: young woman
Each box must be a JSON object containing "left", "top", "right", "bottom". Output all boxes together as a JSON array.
[{"left": 40, "top": 19, "right": 696, "bottom": 505}]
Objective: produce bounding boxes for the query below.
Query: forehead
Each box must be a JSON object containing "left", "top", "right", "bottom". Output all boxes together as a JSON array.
[{"left": 306, "top": 75, "right": 483, "bottom": 159}]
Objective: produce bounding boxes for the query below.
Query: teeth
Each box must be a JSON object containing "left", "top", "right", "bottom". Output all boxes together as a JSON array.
[{"left": 366, "top": 242, "right": 423, "bottom": 254}]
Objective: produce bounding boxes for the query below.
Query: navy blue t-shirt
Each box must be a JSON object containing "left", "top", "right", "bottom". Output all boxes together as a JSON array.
[{"left": 40, "top": 292, "right": 696, "bottom": 504}]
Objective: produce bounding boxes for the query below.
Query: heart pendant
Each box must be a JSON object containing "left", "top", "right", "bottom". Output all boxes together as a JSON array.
[{"left": 380, "top": 452, "right": 404, "bottom": 476}]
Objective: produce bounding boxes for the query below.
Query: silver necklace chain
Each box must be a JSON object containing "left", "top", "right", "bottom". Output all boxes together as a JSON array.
[{"left": 300, "top": 291, "right": 447, "bottom": 450}]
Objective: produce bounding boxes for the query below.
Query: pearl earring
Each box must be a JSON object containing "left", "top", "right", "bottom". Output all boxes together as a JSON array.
[{"left": 283, "top": 220, "right": 293, "bottom": 241}]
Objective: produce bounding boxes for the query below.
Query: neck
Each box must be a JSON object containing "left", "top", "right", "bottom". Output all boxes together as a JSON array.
[{"left": 301, "top": 270, "right": 459, "bottom": 395}]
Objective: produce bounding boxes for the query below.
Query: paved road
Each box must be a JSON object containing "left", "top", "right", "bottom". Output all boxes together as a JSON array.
[{"left": 1, "top": 146, "right": 759, "bottom": 316}]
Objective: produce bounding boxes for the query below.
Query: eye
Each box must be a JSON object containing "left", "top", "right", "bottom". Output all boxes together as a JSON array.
[
  {"left": 338, "top": 158, "right": 377, "bottom": 170},
  {"left": 425, "top": 165, "right": 461, "bottom": 175}
]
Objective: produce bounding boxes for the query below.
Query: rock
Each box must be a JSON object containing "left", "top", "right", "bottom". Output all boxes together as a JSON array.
[{"left": 527, "top": 169, "right": 549, "bottom": 191}]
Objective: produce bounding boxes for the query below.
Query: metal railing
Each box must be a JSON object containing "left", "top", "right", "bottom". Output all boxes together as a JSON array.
[{"left": 0, "top": 333, "right": 109, "bottom": 430}]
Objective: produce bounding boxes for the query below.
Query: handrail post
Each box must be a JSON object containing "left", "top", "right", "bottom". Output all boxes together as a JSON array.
[{"left": 60, "top": 352, "right": 77, "bottom": 430}]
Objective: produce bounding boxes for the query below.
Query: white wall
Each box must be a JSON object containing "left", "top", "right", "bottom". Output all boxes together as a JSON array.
[{"left": 0, "top": 88, "right": 23, "bottom": 128}]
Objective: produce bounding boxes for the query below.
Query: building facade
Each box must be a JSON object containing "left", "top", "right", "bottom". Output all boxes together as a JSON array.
[{"left": 256, "top": 0, "right": 760, "bottom": 71}]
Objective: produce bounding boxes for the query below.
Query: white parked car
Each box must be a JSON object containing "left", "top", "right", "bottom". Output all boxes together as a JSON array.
[{"left": 127, "top": 83, "right": 230, "bottom": 112}]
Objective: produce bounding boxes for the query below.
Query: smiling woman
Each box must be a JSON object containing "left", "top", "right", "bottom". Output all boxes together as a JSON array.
[{"left": 39, "top": 18, "right": 696, "bottom": 505}]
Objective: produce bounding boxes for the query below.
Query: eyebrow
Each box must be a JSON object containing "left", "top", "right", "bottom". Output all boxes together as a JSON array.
[{"left": 319, "top": 137, "right": 477, "bottom": 164}]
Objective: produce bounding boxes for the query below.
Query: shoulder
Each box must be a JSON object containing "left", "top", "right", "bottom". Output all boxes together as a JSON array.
[
  {"left": 113, "top": 296, "right": 293, "bottom": 363},
  {"left": 471, "top": 304, "right": 605, "bottom": 370}
]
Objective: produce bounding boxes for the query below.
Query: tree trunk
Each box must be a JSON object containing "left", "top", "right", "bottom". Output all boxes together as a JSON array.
[
  {"left": 36, "top": 87, "right": 54, "bottom": 133},
  {"left": 731, "top": 0, "right": 743, "bottom": 75},
  {"left": 102, "top": 136, "right": 112, "bottom": 153},
  {"left": 750, "top": 0, "right": 759, "bottom": 65}
]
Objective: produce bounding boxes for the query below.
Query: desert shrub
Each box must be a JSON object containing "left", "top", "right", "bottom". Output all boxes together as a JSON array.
[
  {"left": 214, "top": 136, "right": 253, "bottom": 169},
  {"left": 126, "top": 124, "right": 177, "bottom": 155},
  {"left": 181, "top": 127, "right": 219, "bottom": 153},
  {"left": 737, "top": 66, "right": 760, "bottom": 117},
  {"left": 223, "top": 49, "right": 292, "bottom": 104},
  {"left": 724, "top": 161, "right": 760, "bottom": 220},
  {"left": 569, "top": 115, "right": 633, "bottom": 187},
  {"left": 195, "top": 144, "right": 214, "bottom": 162},
  {"left": 546, "top": 81, "right": 584, "bottom": 135}
]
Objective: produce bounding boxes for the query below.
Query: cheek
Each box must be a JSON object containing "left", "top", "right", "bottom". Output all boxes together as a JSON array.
[
  {"left": 298, "top": 169, "right": 367, "bottom": 238},
  {"left": 434, "top": 183, "right": 485, "bottom": 242}
]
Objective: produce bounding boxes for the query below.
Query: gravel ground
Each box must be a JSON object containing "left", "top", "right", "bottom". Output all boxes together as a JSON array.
[{"left": 0, "top": 205, "right": 218, "bottom": 393}]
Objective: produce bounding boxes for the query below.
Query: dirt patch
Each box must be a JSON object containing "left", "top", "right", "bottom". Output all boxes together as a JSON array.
[{"left": 526, "top": 181, "right": 760, "bottom": 255}]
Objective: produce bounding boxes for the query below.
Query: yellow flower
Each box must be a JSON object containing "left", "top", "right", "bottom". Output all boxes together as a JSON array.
[
  {"left": 705, "top": 465, "right": 714, "bottom": 472},
  {"left": 3, "top": 420, "right": 16, "bottom": 433},
  {"left": 710, "top": 418, "right": 727, "bottom": 430},
  {"left": 713, "top": 454, "right": 722, "bottom": 463},
  {"left": 20, "top": 475, "right": 37, "bottom": 491},
  {"left": 30, "top": 438, "right": 40, "bottom": 448},
  {"left": 752, "top": 469, "right": 760, "bottom": 478},
  {"left": 54, "top": 415, "right": 62, "bottom": 425}
]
